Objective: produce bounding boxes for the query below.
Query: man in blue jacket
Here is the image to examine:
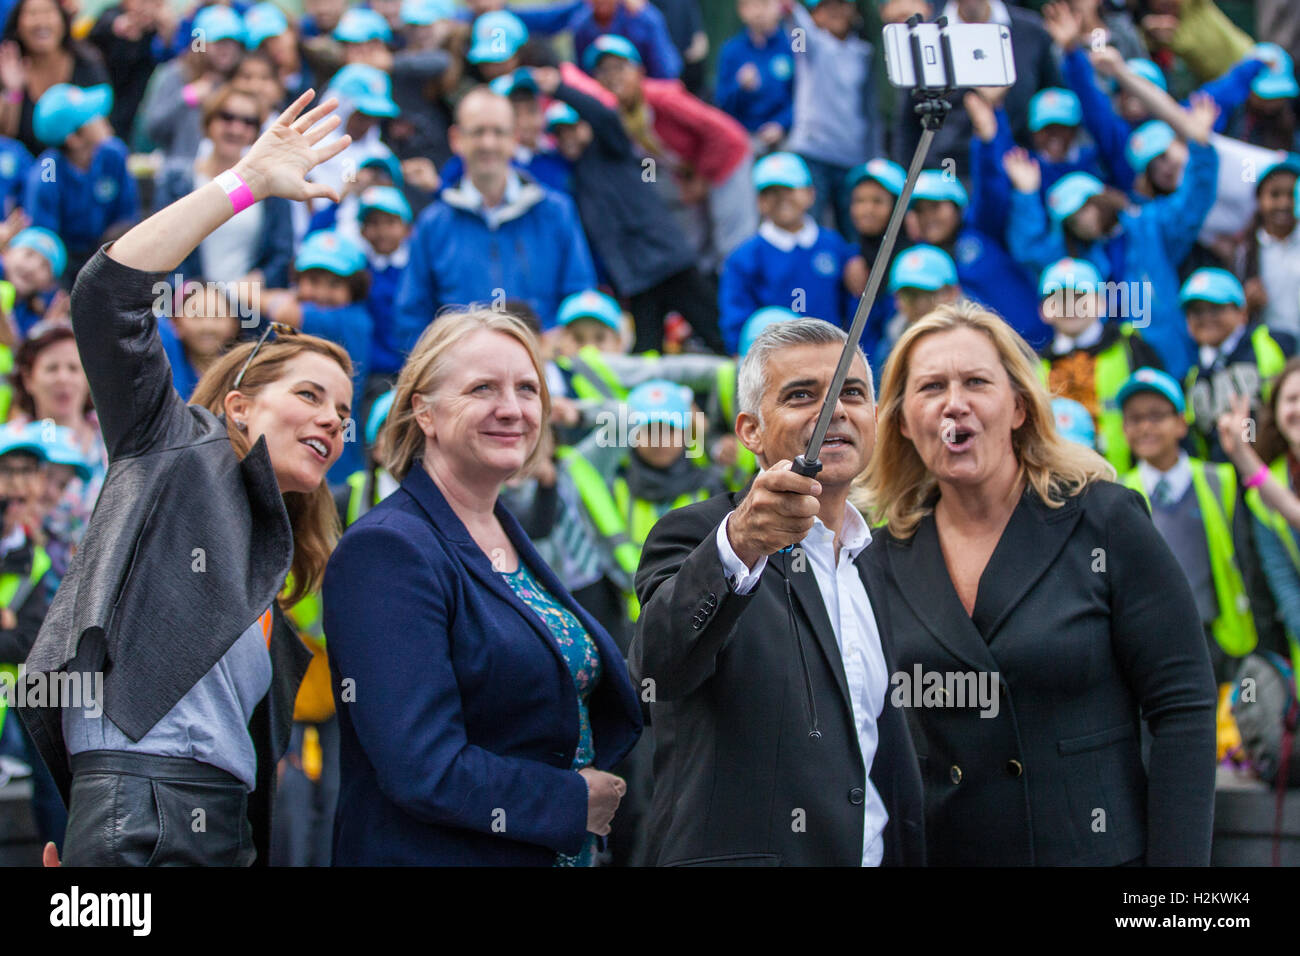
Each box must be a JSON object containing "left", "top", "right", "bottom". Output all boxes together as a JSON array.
[{"left": 394, "top": 87, "right": 596, "bottom": 354}]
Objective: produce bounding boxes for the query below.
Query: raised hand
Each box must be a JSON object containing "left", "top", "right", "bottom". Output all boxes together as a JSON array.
[
  {"left": 1042, "top": 1, "right": 1081, "bottom": 52},
  {"left": 1088, "top": 44, "right": 1125, "bottom": 78},
  {"left": 0, "top": 206, "right": 28, "bottom": 249},
  {"left": 232, "top": 90, "right": 352, "bottom": 205},
  {"left": 964, "top": 90, "right": 997, "bottom": 142},
  {"left": 0, "top": 42, "right": 25, "bottom": 96},
  {"left": 1182, "top": 91, "right": 1220, "bottom": 145},
  {"left": 1002, "top": 147, "right": 1041, "bottom": 194}
]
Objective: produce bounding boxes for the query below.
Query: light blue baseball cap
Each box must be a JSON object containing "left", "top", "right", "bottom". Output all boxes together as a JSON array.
[
  {"left": 401, "top": 0, "right": 454, "bottom": 26},
  {"left": 326, "top": 63, "right": 399, "bottom": 118},
  {"left": 1052, "top": 397, "right": 1097, "bottom": 448},
  {"left": 1029, "top": 87, "right": 1082, "bottom": 132},
  {"left": 544, "top": 101, "right": 580, "bottom": 129},
  {"left": 1252, "top": 43, "right": 1300, "bottom": 100},
  {"left": 366, "top": 389, "right": 395, "bottom": 446},
  {"left": 10, "top": 227, "right": 66, "bottom": 280},
  {"left": 244, "top": 2, "right": 289, "bottom": 48},
  {"left": 846, "top": 157, "right": 905, "bottom": 197},
  {"left": 192, "top": 4, "right": 247, "bottom": 45},
  {"left": 1179, "top": 267, "right": 1245, "bottom": 308},
  {"left": 627, "top": 379, "right": 693, "bottom": 429},
  {"left": 467, "top": 10, "right": 528, "bottom": 64},
  {"left": 558, "top": 290, "right": 623, "bottom": 332},
  {"left": 490, "top": 67, "right": 539, "bottom": 98},
  {"left": 359, "top": 148, "right": 404, "bottom": 187},
  {"left": 33, "top": 83, "right": 112, "bottom": 145},
  {"left": 1126, "top": 120, "right": 1176, "bottom": 174},
  {"left": 753, "top": 151, "right": 812, "bottom": 191},
  {"left": 888, "top": 244, "right": 958, "bottom": 293},
  {"left": 1046, "top": 171, "right": 1104, "bottom": 221},
  {"left": 295, "top": 230, "right": 368, "bottom": 276},
  {"left": 335, "top": 8, "right": 392, "bottom": 44},
  {"left": 23, "top": 422, "right": 90, "bottom": 480},
  {"left": 1038, "top": 257, "right": 1102, "bottom": 298},
  {"left": 358, "top": 185, "right": 412, "bottom": 224},
  {"left": 582, "top": 33, "right": 642, "bottom": 74},
  {"left": 911, "top": 169, "right": 968, "bottom": 208},
  {"left": 738, "top": 306, "right": 799, "bottom": 357},
  {"left": 1125, "top": 58, "right": 1167, "bottom": 92},
  {"left": 1117, "top": 366, "right": 1185, "bottom": 415},
  {"left": 0, "top": 422, "right": 45, "bottom": 462}
]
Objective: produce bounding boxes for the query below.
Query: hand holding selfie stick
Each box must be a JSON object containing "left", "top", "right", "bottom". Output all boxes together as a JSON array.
[{"left": 792, "top": 15, "right": 991, "bottom": 478}]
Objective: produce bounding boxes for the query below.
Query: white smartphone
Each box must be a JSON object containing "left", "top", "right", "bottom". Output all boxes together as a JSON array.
[{"left": 882, "top": 21, "right": 1016, "bottom": 89}]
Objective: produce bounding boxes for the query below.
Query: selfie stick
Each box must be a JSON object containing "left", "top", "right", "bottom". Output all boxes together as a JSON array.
[{"left": 792, "top": 14, "right": 960, "bottom": 479}]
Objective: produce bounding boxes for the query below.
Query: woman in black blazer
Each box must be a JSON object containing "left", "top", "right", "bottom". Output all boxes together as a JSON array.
[
  {"left": 858, "top": 300, "right": 1217, "bottom": 866},
  {"left": 24, "top": 91, "right": 357, "bottom": 866}
]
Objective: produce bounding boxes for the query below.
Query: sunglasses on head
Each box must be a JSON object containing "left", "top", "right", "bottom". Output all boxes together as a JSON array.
[{"left": 233, "top": 321, "right": 298, "bottom": 391}]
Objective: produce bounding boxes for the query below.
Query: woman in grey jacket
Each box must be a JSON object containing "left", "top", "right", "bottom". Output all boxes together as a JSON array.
[{"left": 23, "top": 90, "right": 356, "bottom": 866}]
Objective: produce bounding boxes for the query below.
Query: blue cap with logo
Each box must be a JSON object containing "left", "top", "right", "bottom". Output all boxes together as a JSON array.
[
  {"left": 1257, "top": 153, "right": 1300, "bottom": 193},
  {"left": 1029, "top": 87, "right": 1082, "bottom": 132},
  {"left": 1038, "top": 257, "right": 1102, "bottom": 298},
  {"left": 366, "top": 389, "right": 396, "bottom": 446},
  {"left": 582, "top": 33, "right": 642, "bottom": 73},
  {"left": 1117, "top": 366, "right": 1185, "bottom": 415},
  {"left": 846, "top": 157, "right": 906, "bottom": 197},
  {"left": 359, "top": 148, "right": 405, "bottom": 188},
  {"left": 1178, "top": 267, "right": 1245, "bottom": 308},
  {"left": 326, "top": 63, "right": 399, "bottom": 118},
  {"left": 1252, "top": 43, "right": 1300, "bottom": 100},
  {"left": 192, "top": 4, "right": 247, "bottom": 45},
  {"left": 295, "top": 230, "right": 368, "bottom": 276},
  {"left": 467, "top": 10, "right": 529, "bottom": 64},
  {"left": 24, "top": 422, "right": 91, "bottom": 480},
  {"left": 889, "top": 244, "right": 958, "bottom": 293},
  {"left": 33, "top": 83, "right": 112, "bottom": 145},
  {"left": 753, "top": 151, "right": 812, "bottom": 191},
  {"left": 627, "top": 379, "right": 692, "bottom": 430},
  {"left": 10, "top": 227, "right": 66, "bottom": 280},
  {"left": 490, "top": 68, "right": 538, "bottom": 98},
  {"left": 545, "top": 101, "right": 580, "bottom": 129},
  {"left": 738, "top": 306, "right": 799, "bottom": 357},
  {"left": 911, "top": 169, "right": 968, "bottom": 209},
  {"left": 1125, "top": 58, "right": 1167, "bottom": 92},
  {"left": 558, "top": 290, "right": 623, "bottom": 332},
  {"left": 334, "top": 8, "right": 392, "bottom": 44},
  {"left": 402, "top": 0, "right": 454, "bottom": 25},
  {"left": 1126, "top": 120, "right": 1176, "bottom": 174},
  {"left": 0, "top": 422, "right": 46, "bottom": 462},
  {"left": 244, "top": 2, "right": 289, "bottom": 48},
  {"left": 358, "top": 185, "right": 412, "bottom": 224},
  {"left": 1052, "top": 397, "right": 1097, "bottom": 449},
  {"left": 1046, "top": 171, "right": 1104, "bottom": 222}
]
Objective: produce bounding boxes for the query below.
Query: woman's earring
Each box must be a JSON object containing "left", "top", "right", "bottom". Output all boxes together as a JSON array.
[{"left": 236, "top": 419, "right": 247, "bottom": 431}]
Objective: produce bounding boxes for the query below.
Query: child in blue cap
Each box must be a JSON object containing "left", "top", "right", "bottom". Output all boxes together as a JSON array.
[
  {"left": 1182, "top": 267, "right": 1295, "bottom": 462},
  {"left": 23, "top": 83, "right": 139, "bottom": 284},
  {"left": 1116, "top": 366, "right": 1271, "bottom": 688},
  {"left": 719, "top": 150, "right": 863, "bottom": 355},
  {"left": 874, "top": 244, "right": 961, "bottom": 373},
  {"left": 357, "top": 184, "right": 413, "bottom": 411},
  {"left": 259, "top": 230, "right": 374, "bottom": 483},
  {"left": 1238, "top": 157, "right": 1300, "bottom": 339},
  {"left": 1035, "top": 256, "right": 1162, "bottom": 473},
  {"left": 157, "top": 281, "right": 242, "bottom": 401},
  {"left": 845, "top": 157, "right": 903, "bottom": 359},
  {"left": 0, "top": 226, "right": 64, "bottom": 338},
  {"left": 715, "top": 0, "right": 794, "bottom": 156}
]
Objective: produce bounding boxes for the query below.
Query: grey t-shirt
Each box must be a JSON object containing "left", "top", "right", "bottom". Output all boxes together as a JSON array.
[{"left": 62, "top": 611, "right": 273, "bottom": 790}]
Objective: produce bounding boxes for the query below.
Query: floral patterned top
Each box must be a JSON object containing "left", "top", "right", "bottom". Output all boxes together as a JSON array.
[{"left": 499, "top": 559, "right": 604, "bottom": 868}]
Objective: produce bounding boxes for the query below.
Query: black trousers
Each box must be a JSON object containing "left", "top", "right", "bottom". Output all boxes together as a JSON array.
[
  {"left": 628, "top": 267, "right": 726, "bottom": 356},
  {"left": 62, "top": 750, "right": 255, "bottom": 866}
]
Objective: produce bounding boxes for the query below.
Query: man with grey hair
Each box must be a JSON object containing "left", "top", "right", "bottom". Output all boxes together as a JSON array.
[{"left": 629, "top": 317, "right": 924, "bottom": 866}]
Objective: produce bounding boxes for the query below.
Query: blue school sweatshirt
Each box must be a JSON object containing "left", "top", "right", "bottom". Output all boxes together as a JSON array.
[
  {"left": 715, "top": 26, "right": 795, "bottom": 134},
  {"left": 24, "top": 137, "right": 139, "bottom": 258},
  {"left": 365, "top": 243, "right": 409, "bottom": 376}
]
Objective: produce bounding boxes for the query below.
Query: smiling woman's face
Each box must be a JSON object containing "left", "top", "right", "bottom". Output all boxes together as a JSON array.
[
  {"left": 899, "top": 326, "right": 1025, "bottom": 490},
  {"left": 419, "top": 329, "right": 543, "bottom": 487}
]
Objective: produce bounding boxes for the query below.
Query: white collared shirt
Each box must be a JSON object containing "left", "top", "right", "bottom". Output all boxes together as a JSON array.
[
  {"left": 459, "top": 170, "right": 524, "bottom": 230},
  {"left": 1050, "top": 319, "right": 1104, "bottom": 356},
  {"left": 1137, "top": 451, "right": 1192, "bottom": 506},
  {"left": 0, "top": 524, "right": 25, "bottom": 556},
  {"left": 759, "top": 215, "right": 820, "bottom": 253},
  {"left": 1257, "top": 225, "right": 1300, "bottom": 338},
  {"left": 1199, "top": 325, "right": 1246, "bottom": 371},
  {"left": 715, "top": 500, "right": 890, "bottom": 866},
  {"left": 367, "top": 242, "right": 411, "bottom": 272}
]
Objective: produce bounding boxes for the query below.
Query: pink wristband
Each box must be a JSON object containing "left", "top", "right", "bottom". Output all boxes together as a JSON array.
[
  {"left": 1244, "top": 464, "right": 1270, "bottom": 489},
  {"left": 182, "top": 83, "right": 200, "bottom": 108},
  {"left": 4, "top": 89, "right": 20, "bottom": 105},
  {"left": 215, "top": 169, "right": 256, "bottom": 214}
]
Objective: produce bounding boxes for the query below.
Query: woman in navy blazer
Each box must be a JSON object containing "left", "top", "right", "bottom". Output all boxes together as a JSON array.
[{"left": 322, "top": 307, "right": 642, "bottom": 866}]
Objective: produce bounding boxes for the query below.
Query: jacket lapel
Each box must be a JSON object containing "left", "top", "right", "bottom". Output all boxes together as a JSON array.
[
  {"left": 884, "top": 514, "right": 999, "bottom": 674},
  {"left": 971, "top": 489, "right": 1083, "bottom": 642},
  {"left": 776, "top": 547, "right": 853, "bottom": 709}
]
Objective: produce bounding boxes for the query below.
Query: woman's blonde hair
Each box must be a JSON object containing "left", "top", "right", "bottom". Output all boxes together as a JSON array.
[
  {"left": 189, "top": 333, "right": 353, "bottom": 607},
  {"left": 862, "top": 299, "right": 1114, "bottom": 538},
  {"left": 378, "top": 306, "right": 551, "bottom": 482}
]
